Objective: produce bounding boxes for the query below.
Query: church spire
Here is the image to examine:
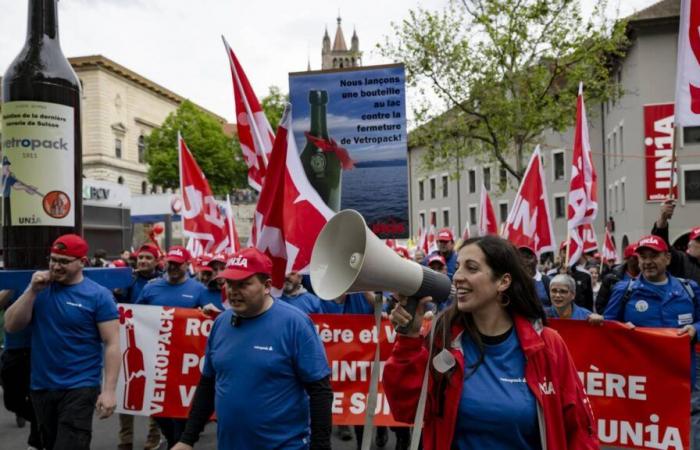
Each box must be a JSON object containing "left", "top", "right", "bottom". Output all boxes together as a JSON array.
[{"left": 332, "top": 16, "right": 347, "bottom": 52}]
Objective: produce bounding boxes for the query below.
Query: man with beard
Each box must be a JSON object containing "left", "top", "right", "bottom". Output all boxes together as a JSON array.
[
  {"left": 135, "top": 245, "right": 206, "bottom": 447},
  {"left": 116, "top": 242, "right": 164, "bottom": 450},
  {"left": 4, "top": 234, "right": 120, "bottom": 450},
  {"left": 279, "top": 271, "right": 323, "bottom": 314}
]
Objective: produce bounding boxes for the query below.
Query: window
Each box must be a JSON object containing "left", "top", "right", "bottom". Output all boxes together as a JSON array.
[
  {"left": 418, "top": 212, "right": 426, "bottom": 229},
  {"left": 469, "top": 206, "right": 477, "bottom": 225},
  {"left": 138, "top": 135, "right": 146, "bottom": 163},
  {"left": 608, "top": 185, "right": 614, "bottom": 213},
  {"left": 418, "top": 180, "right": 424, "bottom": 201},
  {"left": 619, "top": 124, "right": 624, "bottom": 162},
  {"left": 468, "top": 170, "right": 476, "bottom": 193},
  {"left": 117, "top": 176, "right": 124, "bottom": 185},
  {"left": 612, "top": 131, "right": 618, "bottom": 167},
  {"left": 614, "top": 184, "right": 619, "bottom": 213},
  {"left": 499, "top": 166, "right": 507, "bottom": 187},
  {"left": 621, "top": 180, "right": 626, "bottom": 211},
  {"left": 554, "top": 195, "right": 566, "bottom": 219},
  {"left": 430, "top": 210, "right": 437, "bottom": 227},
  {"left": 483, "top": 167, "right": 491, "bottom": 191},
  {"left": 442, "top": 209, "right": 450, "bottom": 227},
  {"left": 606, "top": 136, "right": 611, "bottom": 168},
  {"left": 442, "top": 175, "right": 449, "bottom": 198},
  {"left": 683, "top": 166, "right": 700, "bottom": 202},
  {"left": 141, "top": 181, "right": 147, "bottom": 195},
  {"left": 430, "top": 178, "right": 436, "bottom": 199},
  {"left": 115, "top": 138, "right": 122, "bottom": 158},
  {"left": 684, "top": 126, "right": 700, "bottom": 145},
  {"left": 553, "top": 151, "right": 565, "bottom": 180},
  {"left": 499, "top": 202, "right": 508, "bottom": 223}
]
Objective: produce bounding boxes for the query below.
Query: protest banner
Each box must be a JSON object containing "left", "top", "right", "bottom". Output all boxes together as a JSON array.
[
  {"left": 288, "top": 64, "right": 408, "bottom": 238},
  {"left": 116, "top": 306, "right": 691, "bottom": 449},
  {"left": 644, "top": 103, "right": 677, "bottom": 201}
]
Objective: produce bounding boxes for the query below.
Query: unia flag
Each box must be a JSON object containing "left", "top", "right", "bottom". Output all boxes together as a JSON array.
[
  {"left": 675, "top": 0, "right": 700, "bottom": 126},
  {"left": 602, "top": 228, "right": 617, "bottom": 263}
]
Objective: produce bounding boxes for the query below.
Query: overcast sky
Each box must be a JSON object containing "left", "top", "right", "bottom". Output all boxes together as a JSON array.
[{"left": 0, "top": 0, "right": 660, "bottom": 123}]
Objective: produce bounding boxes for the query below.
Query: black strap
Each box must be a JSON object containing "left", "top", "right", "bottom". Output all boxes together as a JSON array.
[{"left": 304, "top": 376, "right": 333, "bottom": 450}]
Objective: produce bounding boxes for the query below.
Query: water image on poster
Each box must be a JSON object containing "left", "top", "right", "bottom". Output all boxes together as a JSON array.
[{"left": 289, "top": 64, "right": 407, "bottom": 238}]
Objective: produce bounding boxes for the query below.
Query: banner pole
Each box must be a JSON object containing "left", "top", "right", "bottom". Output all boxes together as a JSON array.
[
  {"left": 669, "top": 122, "right": 679, "bottom": 199},
  {"left": 360, "top": 292, "right": 384, "bottom": 450}
]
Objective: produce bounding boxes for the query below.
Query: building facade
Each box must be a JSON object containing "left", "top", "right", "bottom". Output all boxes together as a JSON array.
[
  {"left": 321, "top": 16, "right": 362, "bottom": 70},
  {"left": 408, "top": 0, "right": 700, "bottom": 259}
]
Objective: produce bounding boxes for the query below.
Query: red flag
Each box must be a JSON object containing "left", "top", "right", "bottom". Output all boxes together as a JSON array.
[
  {"left": 222, "top": 37, "right": 275, "bottom": 191},
  {"left": 503, "top": 146, "right": 556, "bottom": 256},
  {"left": 178, "top": 133, "right": 232, "bottom": 255},
  {"left": 675, "top": 0, "right": 700, "bottom": 125},
  {"left": 251, "top": 105, "right": 333, "bottom": 292},
  {"left": 602, "top": 228, "right": 617, "bottom": 263},
  {"left": 426, "top": 223, "right": 437, "bottom": 254},
  {"left": 478, "top": 183, "right": 498, "bottom": 236},
  {"left": 567, "top": 83, "right": 598, "bottom": 266},
  {"left": 580, "top": 223, "right": 598, "bottom": 254}
]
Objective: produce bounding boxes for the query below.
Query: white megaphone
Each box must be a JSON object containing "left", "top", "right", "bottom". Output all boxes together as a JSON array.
[{"left": 310, "top": 209, "right": 452, "bottom": 332}]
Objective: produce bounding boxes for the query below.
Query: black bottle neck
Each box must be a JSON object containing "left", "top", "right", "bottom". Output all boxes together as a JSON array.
[
  {"left": 309, "top": 102, "right": 328, "bottom": 138},
  {"left": 26, "top": 0, "right": 60, "bottom": 44}
]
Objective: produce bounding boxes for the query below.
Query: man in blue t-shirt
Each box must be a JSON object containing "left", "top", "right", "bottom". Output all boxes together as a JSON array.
[
  {"left": 0, "top": 289, "right": 41, "bottom": 449},
  {"left": 423, "top": 228, "right": 458, "bottom": 279},
  {"left": 173, "top": 248, "right": 332, "bottom": 450},
  {"left": 198, "top": 254, "right": 227, "bottom": 312},
  {"left": 135, "top": 245, "right": 206, "bottom": 448},
  {"left": 4, "top": 234, "right": 120, "bottom": 450},
  {"left": 279, "top": 270, "right": 323, "bottom": 314},
  {"left": 604, "top": 235, "right": 700, "bottom": 449}
]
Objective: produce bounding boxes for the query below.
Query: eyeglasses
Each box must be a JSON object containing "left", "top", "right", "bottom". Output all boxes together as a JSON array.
[
  {"left": 48, "top": 256, "right": 78, "bottom": 266},
  {"left": 550, "top": 288, "right": 571, "bottom": 295}
]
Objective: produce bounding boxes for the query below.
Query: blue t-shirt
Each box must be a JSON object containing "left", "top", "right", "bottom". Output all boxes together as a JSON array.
[
  {"left": 454, "top": 329, "right": 541, "bottom": 450},
  {"left": 279, "top": 291, "right": 323, "bottom": 314},
  {"left": 202, "top": 301, "right": 330, "bottom": 449},
  {"left": 135, "top": 277, "right": 206, "bottom": 308},
  {"left": 200, "top": 287, "right": 225, "bottom": 311},
  {"left": 4, "top": 291, "right": 32, "bottom": 349},
  {"left": 319, "top": 292, "right": 374, "bottom": 314},
  {"left": 30, "top": 278, "right": 119, "bottom": 390},
  {"left": 545, "top": 304, "right": 592, "bottom": 320}
]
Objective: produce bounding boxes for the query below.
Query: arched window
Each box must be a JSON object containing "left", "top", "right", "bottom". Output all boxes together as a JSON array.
[
  {"left": 141, "top": 181, "right": 147, "bottom": 195},
  {"left": 138, "top": 135, "right": 146, "bottom": 163},
  {"left": 115, "top": 138, "right": 122, "bottom": 159},
  {"left": 117, "top": 176, "right": 124, "bottom": 185}
]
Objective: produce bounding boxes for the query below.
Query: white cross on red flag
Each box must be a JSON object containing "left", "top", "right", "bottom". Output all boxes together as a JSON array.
[
  {"left": 602, "top": 228, "right": 617, "bottom": 263},
  {"left": 178, "top": 133, "right": 239, "bottom": 255},
  {"left": 478, "top": 183, "right": 498, "bottom": 236},
  {"left": 503, "top": 146, "right": 556, "bottom": 256},
  {"left": 567, "top": 83, "right": 598, "bottom": 266},
  {"left": 251, "top": 104, "right": 333, "bottom": 291},
  {"left": 675, "top": 0, "right": 700, "bottom": 126},
  {"left": 222, "top": 37, "right": 274, "bottom": 191}
]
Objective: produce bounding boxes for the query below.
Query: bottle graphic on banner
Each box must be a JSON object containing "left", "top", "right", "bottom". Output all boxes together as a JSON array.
[
  {"left": 122, "top": 321, "right": 146, "bottom": 411},
  {"left": 300, "top": 90, "right": 342, "bottom": 211},
  {"left": 1, "top": 0, "right": 82, "bottom": 269}
]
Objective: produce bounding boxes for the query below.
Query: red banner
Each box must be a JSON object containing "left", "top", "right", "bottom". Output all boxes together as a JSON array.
[
  {"left": 549, "top": 319, "right": 690, "bottom": 450},
  {"left": 117, "top": 307, "right": 691, "bottom": 448},
  {"left": 644, "top": 103, "right": 678, "bottom": 201}
]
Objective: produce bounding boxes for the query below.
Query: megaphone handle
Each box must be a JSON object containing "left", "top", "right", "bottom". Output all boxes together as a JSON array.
[{"left": 395, "top": 296, "right": 419, "bottom": 335}]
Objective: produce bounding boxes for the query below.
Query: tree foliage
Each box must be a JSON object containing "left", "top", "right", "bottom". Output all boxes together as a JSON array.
[
  {"left": 381, "top": 0, "right": 629, "bottom": 180},
  {"left": 145, "top": 100, "right": 247, "bottom": 194},
  {"left": 261, "top": 85, "right": 288, "bottom": 129}
]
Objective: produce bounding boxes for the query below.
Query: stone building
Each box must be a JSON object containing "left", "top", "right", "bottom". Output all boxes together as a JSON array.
[
  {"left": 408, "top": 0, "right": 700, "bottom": 259},
  {"left": 321, "top": 16, "right": 362, "bottom": 70}
]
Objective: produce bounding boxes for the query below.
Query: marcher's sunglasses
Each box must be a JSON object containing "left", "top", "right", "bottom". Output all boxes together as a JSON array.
[{"left": 47, "top": 256, "right": 78, "bottom": 266}]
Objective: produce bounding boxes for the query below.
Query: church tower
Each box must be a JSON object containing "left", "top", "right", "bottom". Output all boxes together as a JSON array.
[{"left": 321, "top": 16, "right": 362, "bottom": 70}]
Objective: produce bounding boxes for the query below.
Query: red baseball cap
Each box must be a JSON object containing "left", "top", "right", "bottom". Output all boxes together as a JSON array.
[
  {"left": 518, "top": 245, "right": 536, "bottom": 255},
  {"left": 636, "top": 235, "right": 669, "bottom": 253},
  {"left": 623, "top": 243, "right": 638, "bottom": 260},
  {"left": 195, "top": 254, "right": 213, "bottom": 272},
  {"left": 51, "top": 234, "right": 88, "bottom": 258},
  {"left": 437, "top": 228, "right": 454, "bottom": 242},
  {"left": 689, "top": 226, "right": 700, "bottom": 242},
  {"left": 165, "top": 246, "right": 191, "bottom": 264},
  {"left": 427, "top": 254, "right": 446, "bottom": 267},
  {"left": 112, "top": 259, "right": 128, "bottom": 268},
  {"left": 136, "top": 243, "right": 159, "bottom": 259},
  {"left": 217, "top": 248, "right": 273, "bottom": 281}
]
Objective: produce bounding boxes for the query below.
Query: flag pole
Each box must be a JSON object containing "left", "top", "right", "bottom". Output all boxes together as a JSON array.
[{"left": 670, "top": 123, "right": 679, "bottom": 199}]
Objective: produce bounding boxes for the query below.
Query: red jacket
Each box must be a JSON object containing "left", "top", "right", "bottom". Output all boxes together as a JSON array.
[{"left": 383, "top": 315, "right": 598, "bottom": 450}]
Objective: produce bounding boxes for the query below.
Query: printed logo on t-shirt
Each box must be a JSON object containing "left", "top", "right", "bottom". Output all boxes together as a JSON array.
[
  {"left": 66, "top": 301, "right": 84, "bottom": 309},
  {"left": 499, "top": 377, "right": 526, "bottom": 384},
  {"left": 182, "top": 294, "right": 194, "bottom": 298},
  {"left": 253, "top": 345, "right": 273, "bottom": 352},
  {"left": 635, "top": 300, "right": 649, "bottom": 313}
]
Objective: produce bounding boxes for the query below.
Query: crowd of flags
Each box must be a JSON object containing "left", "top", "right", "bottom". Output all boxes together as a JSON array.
[{"left": 176, "top": 0, "right": 700, "bottom": 287}]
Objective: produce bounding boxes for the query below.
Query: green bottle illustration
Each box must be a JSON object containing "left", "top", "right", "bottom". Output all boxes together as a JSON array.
[{"left": 300, "top": 90, "right": 342, "bottom": 211}]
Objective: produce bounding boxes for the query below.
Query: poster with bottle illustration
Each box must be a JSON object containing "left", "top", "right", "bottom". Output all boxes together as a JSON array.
[{"left": 289, "top": 64, "right": 408, "bottom": 238}]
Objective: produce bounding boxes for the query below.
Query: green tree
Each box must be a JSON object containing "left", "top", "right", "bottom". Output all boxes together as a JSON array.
[
  {"left": 381, "top": 0, "right": 628, "bottom": 180},
  {"left": 145, "top": 100, "right": 247, "bottom": 194},
  {"left": 261, "top": 85, "right": 288, "bottom": 129}
]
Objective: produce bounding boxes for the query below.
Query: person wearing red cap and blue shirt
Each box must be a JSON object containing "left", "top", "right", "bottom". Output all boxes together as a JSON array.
[
  {"left": 4, "top": 234, "right": 120, "bottom": 450},
  {"left": 172, "top": 248, "right": 332, "bottom": 450},
  {"left": 604, "top": 235, "right": 700, "bottom": 447},
  {"left": 135, "top": 245, "right": 206, "bottom": 448},
  {"left": 422, "top": 228, "right": 458, "bottom": 279},
  {"left": 197, "top": 254, "right": 228, "bottom": 312},
  {"left": 279, "top": 270, "right": 324, "bottom": 314}
]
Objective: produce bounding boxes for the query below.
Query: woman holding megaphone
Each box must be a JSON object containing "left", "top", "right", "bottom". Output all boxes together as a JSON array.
[{"left": 385, "top": 235, "right": 598, "bottom": 450}]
